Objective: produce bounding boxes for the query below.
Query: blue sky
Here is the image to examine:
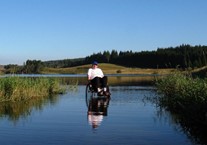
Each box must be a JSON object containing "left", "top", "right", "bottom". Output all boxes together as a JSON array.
[{"left": 0, "top": 0, "right": 207, "bottom": 65}]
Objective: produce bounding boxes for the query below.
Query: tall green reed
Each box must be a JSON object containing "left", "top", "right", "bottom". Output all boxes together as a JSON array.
[
  {"left": 0, "top": 77, "right": 65, "bottom": 102},
  {"left": 157, "top": 73, "right": 207, "bottom": 102},
  {"left": 156, "top": 72, "right": 207, "bottom": 124}
]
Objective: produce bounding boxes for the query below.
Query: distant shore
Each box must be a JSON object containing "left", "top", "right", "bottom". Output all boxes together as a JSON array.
[
  {"left": 1, "top": 63, "right": 206, "bottom": 78},
  {"left": 40, "top": 63, "right": 176, "bottom": 75}
]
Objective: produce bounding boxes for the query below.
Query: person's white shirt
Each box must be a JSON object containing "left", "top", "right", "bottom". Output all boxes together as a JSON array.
[{"left": 87, "top": 68, "right": 104, "bottom": 80}]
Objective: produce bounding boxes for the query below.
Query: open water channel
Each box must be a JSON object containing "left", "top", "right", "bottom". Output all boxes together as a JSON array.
[{"left": 0, "top": 75, "right": 201, "bottom": 145}]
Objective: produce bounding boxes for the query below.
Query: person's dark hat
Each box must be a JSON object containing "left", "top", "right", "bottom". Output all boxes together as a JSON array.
[{"left": 92, "top": 61, "right": 98, "bottom": 65}]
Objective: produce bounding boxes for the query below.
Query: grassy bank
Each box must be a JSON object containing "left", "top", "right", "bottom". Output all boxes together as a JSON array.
[
  {"left": 0, "top": 77, "right": 65, "bottom": 102},
  {"left": 156, "top": 72, "right": 207, "bottom": 144},
  {"left": 156, "top": 72, "right": 207, "bottom": 124}
]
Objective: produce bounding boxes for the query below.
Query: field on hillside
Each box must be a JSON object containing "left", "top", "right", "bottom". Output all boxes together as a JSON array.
[{"left": 41, "top": 63, "right": 175, "bottom": 75}]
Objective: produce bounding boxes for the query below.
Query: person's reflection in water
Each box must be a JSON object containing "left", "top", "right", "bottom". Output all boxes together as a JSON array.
[{"left": 87, "top": 96, "right": 110, "bottom": 129}]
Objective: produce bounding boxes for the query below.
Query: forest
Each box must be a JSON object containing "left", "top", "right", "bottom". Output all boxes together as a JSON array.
[
  {"left": 44, "top": 44, "right": 207, "bottom": 69},
  {"left": 3, "top": 44, "right": 207, "bottom": 74}
]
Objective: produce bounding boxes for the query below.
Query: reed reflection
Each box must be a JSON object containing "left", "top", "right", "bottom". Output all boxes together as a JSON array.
[
  {"left": 87, "top": 96, "right": 110, "bottom": 129},
  {"left": 0, "top": 95, "right": 59, "bottom": 123},
  {"left": 147, "top": 95, "right": 207, "bottom": 145}
]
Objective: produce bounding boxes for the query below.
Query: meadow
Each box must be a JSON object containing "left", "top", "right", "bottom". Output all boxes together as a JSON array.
[{"left": 41, "top": 63, "right": 175, "bottom": 75}]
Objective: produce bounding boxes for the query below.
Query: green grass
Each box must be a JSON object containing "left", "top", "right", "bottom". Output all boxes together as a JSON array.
[
  {"left": 156, "top": 73, "right": 207, "bottom": 108},
  {"left": 155, "top": 72, "right": 207, "bottom": 144},
  {"left": 156, "top": 72, "right": 207, "bottom": 124},
  {"left": 0, "top": 77, "right": 66, "bottom": 102}
]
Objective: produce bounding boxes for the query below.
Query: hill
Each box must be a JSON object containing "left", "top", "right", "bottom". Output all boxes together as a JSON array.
[{"left": 41, "top": 63, "right": 175, "bottom": 75}]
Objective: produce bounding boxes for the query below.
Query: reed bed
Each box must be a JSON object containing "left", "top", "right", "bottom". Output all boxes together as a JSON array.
[
  {"left": 156, "top": 72, "right": 207, "bottom": 125},
  {"left": 0, "top": 77, "right": 65, "bottom": 102}
]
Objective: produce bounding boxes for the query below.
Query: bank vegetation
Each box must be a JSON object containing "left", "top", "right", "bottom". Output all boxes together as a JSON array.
[{"left": 0, "top": 77, "right": 65, "bottom": 102}]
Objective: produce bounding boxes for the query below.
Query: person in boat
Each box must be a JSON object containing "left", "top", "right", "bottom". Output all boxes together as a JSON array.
[{"left": 87, "top": 61, "right": 110, "bottom": 96}]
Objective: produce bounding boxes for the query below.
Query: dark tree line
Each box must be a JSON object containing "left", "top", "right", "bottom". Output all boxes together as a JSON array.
[
  {"left": 43, "top": 58, "right": 85, "bottom": 68},
  {"left": 4, "top": 44, "right": 207, "bottom": 74},
  {"left": 84, "top": 44, "right": 207, "bottom": 69}
]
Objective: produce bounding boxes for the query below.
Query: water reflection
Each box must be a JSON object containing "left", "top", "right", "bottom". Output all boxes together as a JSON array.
[
  {"left": 0, "top": 85, "right": 196, "bottom": 145},
  {"left": 86, "top": 96, "right": 110, "bottom": 129},
  {"left": 0, "top": 95, "right": 60, "bottom": 123},
  {"left": 149, "top": 95, "right": 207, "bottom": 145},
  {"left": 162, "top": 109, "right": 207, "bottom": 145}
]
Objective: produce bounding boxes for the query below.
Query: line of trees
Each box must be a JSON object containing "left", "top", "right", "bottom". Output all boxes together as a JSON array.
[
  {"left": 4, "top": 44, "right": 207, "bottom": 74},
  {"left": 4, "top": 60, "right": 44, "bottom": 74},
  {"left": 85, "top": 44, "right": 207, "bottom": 69}
]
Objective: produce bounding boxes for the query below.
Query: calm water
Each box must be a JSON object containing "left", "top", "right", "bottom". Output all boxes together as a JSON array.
[{"left": 0, "top": 85, "right": 194, "bottom": 145}]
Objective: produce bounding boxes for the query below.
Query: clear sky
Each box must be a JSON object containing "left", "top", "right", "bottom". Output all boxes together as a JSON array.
[{"left": 0, "top": 0, "right": 207, "bottom": 65}]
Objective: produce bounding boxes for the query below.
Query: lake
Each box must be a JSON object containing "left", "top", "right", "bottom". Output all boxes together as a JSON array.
[{"left": 0, "top": 82, "right": 195, "bottom": 145}]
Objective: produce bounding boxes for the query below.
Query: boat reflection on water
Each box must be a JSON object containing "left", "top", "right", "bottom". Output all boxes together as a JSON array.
[{"left": 87, "top": 96, "right": 110, "bottom": 129}]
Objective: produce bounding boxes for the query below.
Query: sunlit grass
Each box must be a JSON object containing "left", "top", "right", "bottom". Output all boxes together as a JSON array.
[
  {"left": 0, "top": 77, "right": 66, "bottom": 102},
  {"left": 156, "top": 72, "right": 207, "bottom": 123},
  {"left": 41, "top": 63, "right": 175, "bottom": 75}
]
